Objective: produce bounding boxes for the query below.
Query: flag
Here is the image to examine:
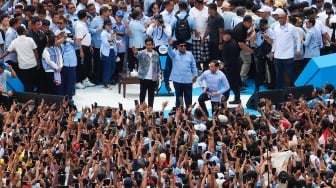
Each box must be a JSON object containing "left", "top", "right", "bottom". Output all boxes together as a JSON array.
[{"left": 318, "top": 128, "right": 329, "bottom": 145}]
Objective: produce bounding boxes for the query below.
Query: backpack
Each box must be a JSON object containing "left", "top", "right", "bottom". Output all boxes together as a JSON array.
[{"left": 174, "top": 14, "right": 191, "bottom": 41}]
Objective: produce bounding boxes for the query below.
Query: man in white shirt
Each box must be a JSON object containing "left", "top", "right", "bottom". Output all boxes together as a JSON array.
[
  {"left": 75, "top": 10, "right": 95, "bottom": 89},
  {"left": 189, "top": 0, "right": 209, "bottom": 72},
  {"left": 0, "top": 26, "right": 38, "bottom": 92},
  {"left": 271, "top": 9, "right": 301, "bottom": 89}
]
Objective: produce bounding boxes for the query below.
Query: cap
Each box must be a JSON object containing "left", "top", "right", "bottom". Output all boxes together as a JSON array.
[
  {"left": 116, "top": 9, "right": 124, "bottom": 17},
  {"left": 103, "top": 4, "right": 112, "bottom": 9},
  {"left": 0, "top": 63, "right": 5, "bottom": 69},
  {"left": 258, "top": 6, "right": 272, "bottom": 12},
  {"left": 218, "top": 115, "right": 228, "bottom": 124},
  {"left": 271, "top": 8, "right": 286, "bottom": 15},
  {"left": 221, "top": 1, "right": 231, "bottom": 9},
  {"left": 103, "top": 19, "right": 112, "bottom": 27},
  {"left": 54, "top": 30, "right": 66, "bottom": 36}
]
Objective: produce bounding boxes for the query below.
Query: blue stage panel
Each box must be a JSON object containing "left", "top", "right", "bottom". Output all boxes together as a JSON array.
[{"left": 295, "top": 53, "right": 336, "bottom": 87}]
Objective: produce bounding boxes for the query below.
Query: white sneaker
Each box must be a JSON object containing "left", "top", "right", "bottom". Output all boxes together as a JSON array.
[
  {"left": 83, "top": 78, "right": 95, "bottom": 87},
  {"left": 75, "top": 82, "right": 85, "bottom": 89}
]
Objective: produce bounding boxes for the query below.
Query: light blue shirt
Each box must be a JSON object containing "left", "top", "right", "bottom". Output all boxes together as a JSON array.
[
  {"left": 303, "top": 26, "right": 322, "bottom": 59},
  {"left": 161, "top": 9, "right": 174, "bottom": 25},
  {"left": 128, "top": 19, "right": 145, "bottom": 48},
  {"left": 64, "top": 13, "right": 79, "bottom": 34},
  {"left": 89, "top": 16, "right": 104, "bottom": 48},
  {"left": 100, "top": 29, "right": 114, "bottom": 56},
  {"left": 255, "top": 28, "right": 275, "bottom": 47},
  {"left": 170, "top": 11, "right": 196, "bottom": 43},
  {"left": 221, "top": 11, "right": 235, "bottom": 30},
  {"left": 50, "top": 22, "right": 59, "bottom": 33},
  {"left": 4, "top": 27, "right": 17, "bottom": 63},
  {"left": 168, "top": 46, "right": 197, "bottom": 83},
  {"left": 58, "top": 28, "right": 77, "bottom": 67},
  {"left": 112, "top": 21, "right": 127, "bottom": 53},
  {"left": 198, "top": 69, "right": 230, "bottom": 102}
]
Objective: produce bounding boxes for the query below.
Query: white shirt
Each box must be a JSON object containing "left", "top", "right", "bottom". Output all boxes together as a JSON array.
[
  {"left": 272, "top": 23, "right": 301, "bottom": 59},
  {"left": 145, "top": 51, "right": 153, "bottom": 79},
  {"left": 189, "top": 6, "right": 209, "bottom": 40},
  {"left": 42, "top": 47, "right": 64, "bottom": 72},
  {"left": 75, "top": 21, "right": 92, "bottom": 46},
  {"left": 7, "top": 35, "right": 37, "bottom": 69}
]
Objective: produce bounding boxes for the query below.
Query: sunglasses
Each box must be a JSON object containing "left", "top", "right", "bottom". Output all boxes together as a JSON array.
[
  {"left": 58, "top": 22, "right": 64, "bottom": 24},
  {"left": 179, "top": 44, "right": 186, "bottom": 47}
]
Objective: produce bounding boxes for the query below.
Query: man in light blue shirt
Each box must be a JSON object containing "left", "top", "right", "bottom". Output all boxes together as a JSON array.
[
  {"left": 127, "top": 10, "right": 146, "bottom": 71},
  {"left": 168, "top": 40, "right": 197, "bottom": 107},
  {"left": 89, "top": 6, "right": 109, "bottom": 84},
  {"left": 198, "top": 60, "right": 230, "bottom": 117},
  {"left": 4, "top": 18, "right": 19, "bottom": 73}
]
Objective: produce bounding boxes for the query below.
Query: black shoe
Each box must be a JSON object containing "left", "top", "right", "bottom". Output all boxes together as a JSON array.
[
  {"left": 111, "top": 80, "right": 117, "bottom": 85},
  {"left": 229, "top": 100, "right": 241, "bottom": 104}
]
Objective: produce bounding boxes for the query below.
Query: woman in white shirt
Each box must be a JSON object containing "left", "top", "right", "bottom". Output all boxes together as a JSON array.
[{"left": 41, "top": 33, "right": 63, "bottom": 94}]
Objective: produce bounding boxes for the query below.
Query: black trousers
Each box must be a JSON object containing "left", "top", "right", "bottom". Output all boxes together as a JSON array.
[
  {"left": 255, "top": 56, "right": 267, "bottom": 89},
  {"left": 19, "top": 66, "right": 38, "bottom": 92},
  {"left": 139, "top": 79, "right": 157, "bottom": 107},
  {"left": 128, "top": 47, "right": 140, "bottom": 72},
  {"left": 93, "top": 47, "right": 103, "bottom": 84},
  {"left": 208, "top": 42, "right": 221, "bottom": 61},
  {"left": 224, "top": 65, "right": 240, "bottom": 101},
  {"left": 198, "top": 92, "right": 219, "bottom": 117},
  {"left": 112, "top": 52, "right": 125, "bottom": 81},
  {"left": 76, "top": 46, "right": 92, "bottom": 82},
  {"left": 41, "top": 72, "right": 56, "bottom": 94}
]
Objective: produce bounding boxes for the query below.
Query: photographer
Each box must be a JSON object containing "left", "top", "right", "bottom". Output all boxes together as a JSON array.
[
  {"left": 55, "top": 16, "right": 77, "bottom": 100},
  {"left": 252, "top": 18, "right": 275, "bottom": 92},
  {"left": 146, "top": 14, "right": 172, "bottom": 93}
]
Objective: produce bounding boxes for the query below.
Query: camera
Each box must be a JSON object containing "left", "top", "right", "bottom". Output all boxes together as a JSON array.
[{"left": 154, "top": 14, "right": 164, "bottom": 25}]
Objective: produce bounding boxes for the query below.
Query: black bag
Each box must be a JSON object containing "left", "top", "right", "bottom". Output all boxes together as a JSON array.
[
  {"left": 254, "top": 40, "right": 272, "bottom": 58},
  {"left": 174, "top": 14, "right": 191, "bottom": 41}
]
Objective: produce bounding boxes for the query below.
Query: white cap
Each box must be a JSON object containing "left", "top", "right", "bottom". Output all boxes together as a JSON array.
[
  {"left": 258, "top": 6, "right": 273, "bottom": 12},
  {"left": 218, "top": 115, "right": 228, "bottom": 124},
  {"left": 194, "top": 123, "right": 207, "bottom": 131},
  {"left": 272, "top": 8, "right": 286, "bottom": 15}
]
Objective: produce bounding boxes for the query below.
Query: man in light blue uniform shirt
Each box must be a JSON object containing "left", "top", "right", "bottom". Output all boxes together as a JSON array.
[
  {"left": 89, "top": 6, "right": 110, "bottom": 84},
  {"left": 4, "top": 18, "right": 19, "bottom": 73},
  {"left": 198, "top": 60, "right": 230, "bottom": 117},
  {"left": 127, "top": 10, "right": 146, "bottom": 71},
  {"left": 168, "top": 40, "right": 198, "bottom": 107}
]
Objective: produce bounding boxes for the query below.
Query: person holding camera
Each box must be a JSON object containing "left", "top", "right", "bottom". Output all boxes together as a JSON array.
[
  {"left": 55, "top": 16, "right": 77, "bottom": 100},
  {"left": 253, "top": 18, "right": 275, "bottom": 92}
]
